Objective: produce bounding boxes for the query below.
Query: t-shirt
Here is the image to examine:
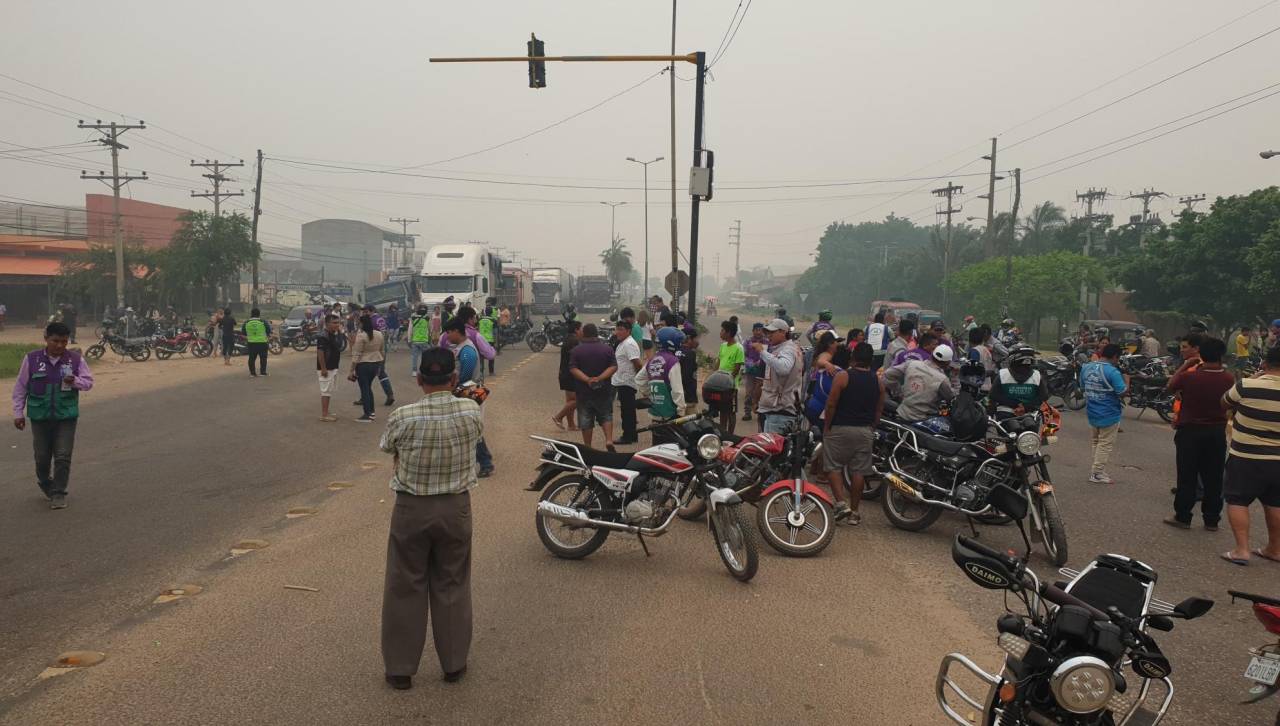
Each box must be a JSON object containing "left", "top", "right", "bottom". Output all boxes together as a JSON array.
[
  {"left": 1080, "top": 360, "right": 1127, "bottom": 428},
  {"left": 717, "top": 342, "right": 745, "bottom": 387},
  {"left": 1235, "top": 334, "right": 1251, "bottom": 357},
  {"left": 611, "top": 335, "right": 641, "bottom": 388},
  {"left": 568, "top": 338, "right": 615, "bottom": 399},
  {"left": 1167, "top": 365, "right": 1233, "bottom": 427},
  {"left": 316, "top": 331, "right": 342, "bottom": 371},
  {"left": 630, "top": 322, "right": 645, "bottom": 345},
  {"left": 1224, "top": 373, "right": 1280, "bottom": 461}
]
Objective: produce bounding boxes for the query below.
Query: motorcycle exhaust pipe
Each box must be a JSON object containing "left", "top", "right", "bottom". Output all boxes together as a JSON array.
[
  {"left": 882, "top": 469, "right": 989, "bottom": 516},
  {"left": 536, "top": 500, "right": 669, "bottom": 536}
]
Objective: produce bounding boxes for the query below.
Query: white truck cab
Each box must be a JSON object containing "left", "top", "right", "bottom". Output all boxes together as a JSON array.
[{"left": 419, "top": 244, "right": 501, "bottom": 310}]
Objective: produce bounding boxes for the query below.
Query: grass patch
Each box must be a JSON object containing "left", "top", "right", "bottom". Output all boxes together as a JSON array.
[{"left": 0, "top": 343, "right": 33, "bottom": 379}]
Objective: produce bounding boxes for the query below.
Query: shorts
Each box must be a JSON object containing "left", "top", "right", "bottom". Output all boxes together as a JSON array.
[
  {"left": 761, "top": 413, "right": 799, "bottom": 435},
  {"left": 577, "top": 388, "right": 615, "bottom": 429},
  {"left": 821, "top": 425, "right": 875, "bottom": 476},
  {"left": 318, "top": 371, "right": 337, "bottom": 396},
  {"left": 1224, "top": 455, "right": 1280, "bottom": 507}
]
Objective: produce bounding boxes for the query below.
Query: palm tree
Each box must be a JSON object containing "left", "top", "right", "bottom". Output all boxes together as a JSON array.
[
  {"left": 599, "top": 236, "right": 633, "bottom": 290},
  {"left": 1022, "top": 201, "right": 1067, "bottom": 254}
]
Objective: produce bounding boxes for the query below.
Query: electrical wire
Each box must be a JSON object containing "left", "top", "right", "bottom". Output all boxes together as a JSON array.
[
  {"left": 709, "top": 0, "right": 746, "bottom": 65},
  {"left": 709, "top": 0, "right": 754, "bottom": 68}
]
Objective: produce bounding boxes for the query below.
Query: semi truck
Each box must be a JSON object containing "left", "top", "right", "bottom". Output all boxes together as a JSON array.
[
  {"left": 498, "top": 268, "right": 533, "bottom": 319},
  {"left": 419, "top": 244, "right": 502, "bottom": 311},
  {"left": 577, "top": 275, "right": 614, "bottom": 313},
  {"left": 531, "top": 268, "right": 575, "bottom": 315}
]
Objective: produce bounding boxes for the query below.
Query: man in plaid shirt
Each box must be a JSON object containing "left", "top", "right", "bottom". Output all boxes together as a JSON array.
[{"left": 379, "top": 347, "right": 482, "bottom": 690}]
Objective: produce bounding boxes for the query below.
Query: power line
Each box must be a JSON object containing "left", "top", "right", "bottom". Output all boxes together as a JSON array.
[{"left": 709, "top": 0, "right": 745, "bottom": 65}]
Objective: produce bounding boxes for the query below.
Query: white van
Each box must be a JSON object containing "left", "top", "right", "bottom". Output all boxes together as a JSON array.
[{"left": 419, "top": 244, "right": 501, "bottom": 310}]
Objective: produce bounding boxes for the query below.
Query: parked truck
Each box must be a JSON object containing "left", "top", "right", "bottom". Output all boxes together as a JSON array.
[
  {"left": 420, "top": 244, "right": 502, "bottom": 311},
  {"left": 531, "top": 268, "right": 574, "bottom": 315},
  {"left": 498, "top": 268, "right": 533, "bottom": 320},
  {"left": 577, "top": 275, "right": 614, "bottom": 314}
]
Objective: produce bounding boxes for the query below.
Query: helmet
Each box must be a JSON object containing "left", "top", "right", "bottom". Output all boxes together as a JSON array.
[
  {"left": 1008, "top": 345, "right": 1037, "bottom": 367},
  {"left": 932, "top": 344, "right": 954, "bottom": 363},
  {"left": 1189, "top": 319, "right": 1208, "bottom": 333},
  {"left": 657, "top": 326, "right": 685, "bottom": 351},
  {"left": 1001, "top": 318, "right": 1015, "bottom": 326},
  {"left": 416, "top": 304, "right": 428, "bottom": 314},
  {"left": 818, "top": 309, "right": 833, "bottom": 321},
  {"left": 443, "top": 296, "right": 456, "bottom": 309},
  {"left": 963, "top": 315, "right": 974, "bottom": 322}
]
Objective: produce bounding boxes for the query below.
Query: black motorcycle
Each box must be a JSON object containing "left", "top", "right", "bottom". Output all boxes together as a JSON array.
[
  {"left": 1125, "top": 373, "right": 1175, "bottom": 423},
  {"left": 85, "top": 331, "right": 151, "bottom": 362},
  {"left": 938, "top": 484, "right": 1212, "bottom": 725},
  {"left": 1039, "top": 349, "right": 1085, "bottom": 412},
  {"left": 496, "top": 317, "right": 533, "bottom": 351}
]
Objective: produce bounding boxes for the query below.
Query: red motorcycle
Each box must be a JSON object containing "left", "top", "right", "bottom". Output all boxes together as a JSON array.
[
  {"left": 153, "top": 326, "right": 213, "bottom": 360},
  {"left": 1229, "top": 590, "right": 1280, "bottom": 725}
]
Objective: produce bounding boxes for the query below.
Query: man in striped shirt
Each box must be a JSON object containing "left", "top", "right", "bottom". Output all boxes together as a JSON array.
[{"left": 1221, "top": 345, "right": 1280, "bottom": 565}]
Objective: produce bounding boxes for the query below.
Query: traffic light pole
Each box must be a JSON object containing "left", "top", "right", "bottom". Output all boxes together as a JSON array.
[{"left": 429, "top": 48, "right": 707, "bottom": 322}]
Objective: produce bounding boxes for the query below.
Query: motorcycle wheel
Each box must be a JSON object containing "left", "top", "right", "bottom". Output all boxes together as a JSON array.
[
  {"left": 85, "top": 344, "right": 105, "bottom": 360},
  {"left": 109, "top": 341, "right": 127, "bottom": 356},
  {"left": 290, "top": 337, "right": 310, "bottom": 352},
  {"left": 268, "top": 339, "right": 283, "bottom": 355},
  {"left": 756, "top": 488, "right": 835, "bottom": 557},
  {"left": 526, "top": 332, "right": 548, "bottom": 353},
  {"left": 155, "top": 348, "right": 173, "bottom": 361},
  {"left": 129, "top": 347, "right": 151, "bottom": 362},
  {"left": 711, "top": 502, "right": 759, "bottom": 581},
  {"left": 1036, "top": 491, "right": 1069, "bottom": 566},
  {"left": 881, "top": 480, "right": 943, "bottom": 532},
  {"left": 1063, "top": 383, "right": 1086, "bottom": 411},
  {"left": 535, "top": 476, "right": 610, "bottom": 559},
  {"left": 860, "top": 470, "right": 885, "bottom": 501},
  {"left": 548, "top": 329, "right": 564, "bottom": 347},
  {"left": 190, "top": 339, "right": 213, "bottom": 358},
  {"left": 1156, "top": 401, "right": 1174, "bottom": 423}
]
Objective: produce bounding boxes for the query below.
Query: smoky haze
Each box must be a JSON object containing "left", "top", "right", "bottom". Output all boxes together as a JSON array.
[{"left": 3, "top": 0, "right": 1279, "bottom": 278}]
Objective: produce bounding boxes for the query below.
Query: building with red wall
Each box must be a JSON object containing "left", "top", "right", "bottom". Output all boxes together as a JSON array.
[{"left": 85, "top": 194, "right": 189, "bottom": 249}]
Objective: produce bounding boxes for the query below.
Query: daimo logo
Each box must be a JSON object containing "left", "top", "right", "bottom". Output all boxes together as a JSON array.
[{"left": 964, "top": 562, "right": 1010, "bottom": 588}]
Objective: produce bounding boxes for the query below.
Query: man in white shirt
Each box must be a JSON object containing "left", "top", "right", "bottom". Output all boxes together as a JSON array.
[
  {"left": 611, "top": 319, "right": 643, "bottom": 445},
  {"left": 865, "top": 310, "right": 891, "bottom": 371}
]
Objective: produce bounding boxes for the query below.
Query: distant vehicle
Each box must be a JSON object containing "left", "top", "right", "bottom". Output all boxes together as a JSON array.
[
  {"left": 498, "top": 268, "right": 533, "bottom": 319},
  {"left": 364, "top": 275, "right": 423, "bottom": 313},
  {"left": 532, "top": 268, "right": 575, "bottom": 315},
  {"left": 868, "top": 298, "right": 921, "bottom": 322},
  {"left": 420, "top": 244, "right": 502, "bottom": 310},
  {"left": 916, "top": 309, "right": 943, "bottom": 327},
  {"left": 276, "top": 289, "right": 312, "bottom": 308},
  {"left": 577, "top": 275, "right": 614, "bottom": 313}
]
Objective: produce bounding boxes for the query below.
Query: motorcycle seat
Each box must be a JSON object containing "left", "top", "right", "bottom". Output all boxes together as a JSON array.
[
  {"left": 553, "top": 442, "right": 635, "bottom": 469},
  {"left": 913, "top": 429, "right": 982, "bottom": 457}
]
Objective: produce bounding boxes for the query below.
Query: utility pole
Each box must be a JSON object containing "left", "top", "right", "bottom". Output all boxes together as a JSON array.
[
  {"left": 1177, "top": 193, "right": 1206, "bottom": 214},
  {"left": 1076, "top": 188, "right": 1109, "bottom": 318},
  {"left": 728, "top": 219, "right": 742, "bottom": 289},
  {"left": 979, "top": 138, "right": 1000, "bottom": 259},
  {"left": 388, "top": 217, "right": 419, "bottom": 270},
  {"left": 670, "top": 0, "right": 679, "bottom": 290},
  {"left": 250, "top": 150, "right": 264, "bottom": 305},
  {"left": 189, "top": 159, "right": 245, "bottom": 217},
  {"left": 1126, "top": 188, "right": 1165, "bottom": 246},
  {"left": 626, "top": 155, "right": 662, "bottom": 302},
  {"left": 1004, "top": 168, "right": 1021, "bottom": 316},
  {"left": 932, "top": 181, "right": 963, "bottom": 316},
  {"left": 713, "top": 252, "right": 720, "bottom": 290},
  {"left": 78, "top": 120, "right": 148, "bottom": 309}
]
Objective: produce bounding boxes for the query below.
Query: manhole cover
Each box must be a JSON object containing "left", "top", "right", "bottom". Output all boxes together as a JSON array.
[
  {"left": 229, "top": 539, "right": 269, "bottom": 556},
  {"left": 153, "top": 584, "right": 203, "bottom": 604},
  {"left": 286, "top": 507, "right": 318, "bottom": 518},
  {"left": 52, "top": 651, "right": 106, "bottom": 668},
  {"left": 327, "top": 481, "right": 353, "bottom": 491}
]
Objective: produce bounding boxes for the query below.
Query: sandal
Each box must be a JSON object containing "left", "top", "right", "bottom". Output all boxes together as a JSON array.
[
  {"left": 1220, "top": 551, "right": 1249, "bottom": 566},
  {"left": 846, "top": 511, "right": 862, "bottom": 526},
  {"left": 1254, "top": 548, "right": 1280, "bottom": 564},
  {"left": 551, "top": 416, "right": 565, "bottom": 431}
]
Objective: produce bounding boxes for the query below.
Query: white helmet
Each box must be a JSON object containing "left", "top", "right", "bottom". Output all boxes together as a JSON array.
[{"left": 932, "top": 344, "right": 954, "bottom": 363}]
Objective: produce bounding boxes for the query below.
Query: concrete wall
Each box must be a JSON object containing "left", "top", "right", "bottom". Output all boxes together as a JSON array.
[{"left": 299, "top": 219, "right": 398, "bottom": 291}]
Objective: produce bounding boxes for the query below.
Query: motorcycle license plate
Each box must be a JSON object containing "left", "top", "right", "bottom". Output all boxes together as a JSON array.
[{"left": 1245, "top": 653, "right": 1280, "bottom": 685}]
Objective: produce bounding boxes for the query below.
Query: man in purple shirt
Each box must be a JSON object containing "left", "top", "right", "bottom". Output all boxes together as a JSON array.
[{"left": 12, "top": 322, "right": 93, "bottom": 510}]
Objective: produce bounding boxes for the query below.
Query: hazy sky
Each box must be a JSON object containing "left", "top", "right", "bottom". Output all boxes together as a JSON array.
[{"left": 4, "top": 1, "right": 1279, "bottom": 280}]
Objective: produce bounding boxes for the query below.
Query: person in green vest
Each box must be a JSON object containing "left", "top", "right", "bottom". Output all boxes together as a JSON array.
[
  {"left": 478, "top": 298, "right": 498, "bottom": 377},
  {"left": 242, "top": 308, "right": 273, "bottom": 377},
  {"left": 408, "top": 303, "right": 433, "bottom": 380},
  {"left": 991, "top": 345, "right": 1050, "bottom": 416},
  {"left": 12, "top": 321, "right": 94, "bottom": 510}
]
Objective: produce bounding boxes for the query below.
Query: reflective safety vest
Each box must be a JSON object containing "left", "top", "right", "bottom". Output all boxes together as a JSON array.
[
  {"left": 997, "top": 368, "right": 1041, "bottom": 406},
  {"left": 244, "top": 318, "right": 268, "bottom": 343},
  {"left": 477, "top": 316, "right": 495, "bottom": 343},
  {"left": 409, "top": 315, "right": 432, "bottom": 344}
]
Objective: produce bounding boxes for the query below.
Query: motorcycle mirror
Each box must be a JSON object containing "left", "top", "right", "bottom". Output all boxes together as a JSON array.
[
  {"left": 1146, "top": 615, "right": 1174, "bottom": 632},
  {"left": 1172, "top": 596, "right": 1214, "bottom": 620},
  {"left": 986, "top": 484, "right": 1028, "bottom": 520}
]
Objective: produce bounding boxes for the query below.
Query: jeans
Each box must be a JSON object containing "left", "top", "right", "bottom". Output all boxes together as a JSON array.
[
  {"left": 1173, "top": 425, "right": 1226, "bottom": 525},
  {"left": 377, "top": 359, "right": 394, "bottom": 399},
  {"left": 476, "top": 438, "right": 493, "bottom": 471},
  {"left": 356, "top": 362, "right": 380, "bottom": 416},
  {"left": 615, "top": 384, "right": 638, "bottom": 441},
  {"left": 409, "top": 342, "right": 430, "bottom": 378},
  {"left": 247, "top": 342, "right": 269, "bottom": 374},
  {"left": 761, "top": 413, "right": 799, "bottom": 435},
  {"left": 1090, "top": 423, "right": 1119, "bottom": 474},
  {"left": 32, "top": 418, "right": 78, "bottom": 497}
]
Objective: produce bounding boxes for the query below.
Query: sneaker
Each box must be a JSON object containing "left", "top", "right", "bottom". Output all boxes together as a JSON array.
[
  {"left": 478, "top": 468, "right": 494, "bottom": 479},
  {"left": 1163, "top": 517, "right": 1191, "bottom": 530},
  {"left": 384, "top": 398, "right": 395, "bottom": 406},
  {"left": 1088, "top": 471, "right": 1113, "bottom": 484},
  {"left": 385, "top": 675, "right": 412, "bottom": 690},
  {"left": 352, "top": 400, "right": 362, "bottom": 406},
  {"left": 832, "top": 502, "right": 852, "bottom": 522},
  {"left": 261, "top": 372, "right": 269, "bottom": 377},
  {"left": 1204, "top": 523, "right": 1220, "bottom": 532},
  {"left": 742, "top": 412, "right": 753, "bottom": 421},
  {"left": 50, "top": 495, "right": 67, "bottom": 510},
  {"left": 355, "top": 416, "right": 373, "bottom": 423},
  {"left": 320, "top": 415, "right": 338, "bottom": 422},
  {"left": 846, "top": 510, "right": 863, "bottom": 526}
]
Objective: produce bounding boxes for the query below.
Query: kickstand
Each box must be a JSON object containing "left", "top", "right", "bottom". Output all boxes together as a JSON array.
[
  {"left": 966, "top": 516, "right": 980, "bottom": 538},
  {"left": 636, "top": 534, "right": 651, "bottom": 557}
]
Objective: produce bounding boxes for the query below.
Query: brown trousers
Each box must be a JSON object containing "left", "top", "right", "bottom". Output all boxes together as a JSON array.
[{"left": 381, "top": 490, "right": 473, "bottom": 677}]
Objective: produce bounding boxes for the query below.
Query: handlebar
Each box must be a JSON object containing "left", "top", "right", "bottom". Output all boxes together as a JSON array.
[{"left": 959, "top": 535, "right": 1109, "bottom": 620}]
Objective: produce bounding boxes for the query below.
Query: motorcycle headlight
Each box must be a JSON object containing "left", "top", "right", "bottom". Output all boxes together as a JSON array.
[
  {"left": 696, "top": 433, "right": 722, "bottom": 461},
  {"left": 1015, "top": 431, "right": 1041, "bottom": 456},
  {"left": 1050, "top": 656, "right": 1115, "bottom": 714}
]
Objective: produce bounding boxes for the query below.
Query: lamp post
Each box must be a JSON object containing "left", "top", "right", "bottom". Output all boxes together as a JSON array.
[
  {"left": 626, "top": 156, "right": 663, "bottom": 302},
  {"left": 600, "top": 201, "right": 626, "bottom": 286}
]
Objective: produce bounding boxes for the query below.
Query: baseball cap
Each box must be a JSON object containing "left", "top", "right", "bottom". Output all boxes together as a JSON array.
[
  {"left": 752, "top": 322, "right": 765, "bottom": 330},
  {"left": 763, "top": 318, "right": 789, "bottom": 332}
]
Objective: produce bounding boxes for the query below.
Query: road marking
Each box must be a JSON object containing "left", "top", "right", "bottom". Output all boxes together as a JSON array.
[
  {"left": 286, "top": 507, "right": 318, "bottom": 519},
  {"left": 229, "top": 539, "right": 269, "bottom": 556},
  {"left": 327, "top": 481, "right": 353, "bottom": 491},
  {"left": 153, "top": 584, "right": 203, "bottom": 605}
]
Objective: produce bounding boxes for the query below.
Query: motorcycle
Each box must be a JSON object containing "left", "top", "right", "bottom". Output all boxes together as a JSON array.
[
  {"left": 937, "top": 484, "right": 1213, "bottom": 726},
  {"left": 496, "top": 317, "right": 533, "bottom": 351},
  {"left": 527, "top": 413, "right": 758, "bottom": 581},
  {"left": 227, "top": 332, "right": 283, "bottom": 357},
  {"left": 84, "top": 331, "right": 151, "bottom": 362},
  {"left": 281, "top": 322, "right": 317, "bottom": 351},
  {"left": 878, "top": 404, "right": 1069, "bottom": 566},
  {"left": 1040, "top": 345, "right": 1085, "bottom": 411},
  {"left": 1228, "top": 590, "right": 1280, "bottom": 725},
  {"left": 1124, "top": 374, "right": 1175, "bottom": 423},
  {"left": 542, "top": 317, "right": 572, "bottom": 348},
  {"left": 153, "top": 325, "right": 212, "bottom": 360}
]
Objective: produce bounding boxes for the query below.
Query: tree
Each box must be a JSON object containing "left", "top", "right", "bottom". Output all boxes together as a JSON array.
[
  {"left": 1116, "top": 187, "right": 1280, "bottom": 329},
  {"left": 946, "top": 251, "right": 1106, "bottom": 339},
  {"left": 166, "top": 211, "right": 259, "bottom": 298},
  {"left": 1021, "top": 201, "right": 1066, "bottom": 254},
  {"left": 57, "top": 240, "right": 164, "bottom": 312},
  {"left": 599, "top": 235, "right": 633, "bottom": 290}
]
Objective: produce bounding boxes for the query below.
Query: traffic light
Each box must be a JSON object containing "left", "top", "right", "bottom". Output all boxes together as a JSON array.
[{"left": 527, "top": 33, "right": 546, "bottom": 89}]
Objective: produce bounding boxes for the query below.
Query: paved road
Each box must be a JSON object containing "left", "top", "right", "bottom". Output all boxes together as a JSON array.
[{"left": 0, "top": 341, "right": 1275, "bottom": 725}]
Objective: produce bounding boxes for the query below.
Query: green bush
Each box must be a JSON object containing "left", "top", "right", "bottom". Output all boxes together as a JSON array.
[{"left": 0, "top": 343, "right": 32, "bottom": 379}]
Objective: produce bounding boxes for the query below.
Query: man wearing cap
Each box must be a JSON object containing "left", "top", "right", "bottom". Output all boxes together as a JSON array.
[
  {"left": 753, "top": 318, "right": 805, "bottom": 434},
  {"left": 380, "top": 346, "right": 482, "bottom": 690}
]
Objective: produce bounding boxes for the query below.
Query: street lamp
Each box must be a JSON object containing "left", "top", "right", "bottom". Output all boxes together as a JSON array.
[
  {"left": 600, "top": 201, "right": 627, "bottom": 285},
  {"left": 1262, "top": 150, "right": 1279, "bottom": 159},
  {"left": 626, "top": 155, "right": 663, "bottom": 301}
]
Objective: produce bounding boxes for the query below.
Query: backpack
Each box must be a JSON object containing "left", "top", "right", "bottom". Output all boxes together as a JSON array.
[{"left": 948, "top": 386, "right": 987, "bottom": 442}]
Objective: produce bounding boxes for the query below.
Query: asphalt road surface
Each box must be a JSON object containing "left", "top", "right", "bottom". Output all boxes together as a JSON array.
[{"left": 1, "top": 341, "right": 1276, "bottom": 725}]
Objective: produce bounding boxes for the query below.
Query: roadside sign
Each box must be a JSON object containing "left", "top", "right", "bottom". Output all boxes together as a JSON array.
[
  {"left": 798, "top": 293, "right": 809, "bottom": 303},
  {"left": 664, "top": 270, "right": 689, "bottom": 297}
]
